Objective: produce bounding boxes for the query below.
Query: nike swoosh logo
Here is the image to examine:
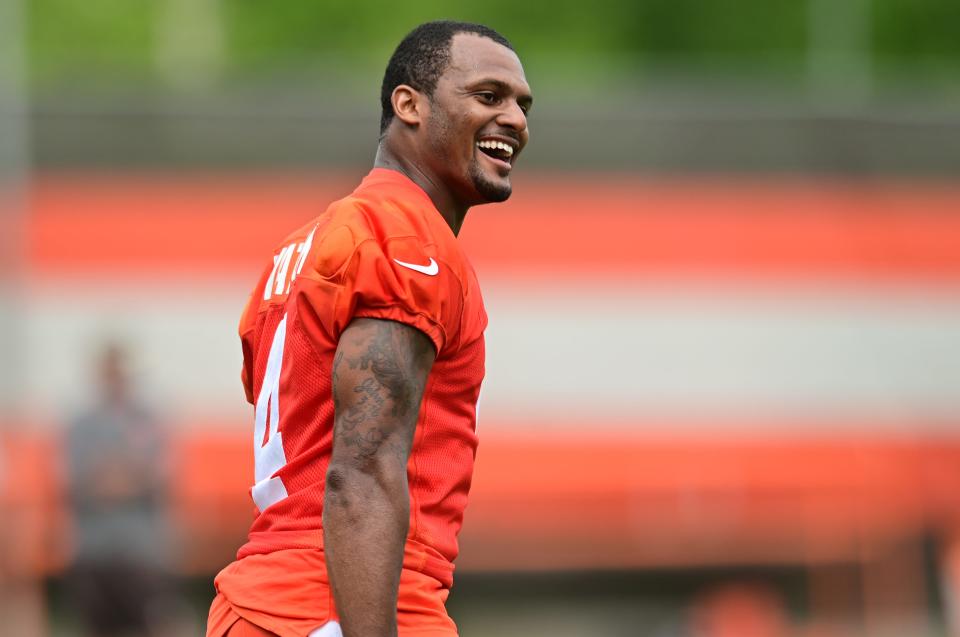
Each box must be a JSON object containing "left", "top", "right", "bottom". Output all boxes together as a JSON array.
[{"left": 393, "top": 257, "right": 439, "bottom": 276}]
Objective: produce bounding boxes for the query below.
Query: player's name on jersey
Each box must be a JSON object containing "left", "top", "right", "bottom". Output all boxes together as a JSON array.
[{"left": 263, "top": 226, "right": 317, "bottom": 302}]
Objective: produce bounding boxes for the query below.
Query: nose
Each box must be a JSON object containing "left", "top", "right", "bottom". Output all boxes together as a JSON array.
[{"left": 497, "top": 99, "right": 528, "bottom": 135}]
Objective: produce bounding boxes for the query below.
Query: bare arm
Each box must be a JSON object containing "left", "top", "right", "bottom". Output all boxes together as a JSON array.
[{"left": 323, "top": 318, "right": 435, "bottom": 637}]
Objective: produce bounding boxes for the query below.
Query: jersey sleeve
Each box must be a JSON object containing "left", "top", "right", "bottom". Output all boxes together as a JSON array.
[
  {"left": 238, "top": 254, "right": 280, "bottom": 406},
  {"left": 302, "top": 218, "right": 463, "bottom": 355},
  {"left": 238, "top": 293, "right": 258, "bottom": 405}
]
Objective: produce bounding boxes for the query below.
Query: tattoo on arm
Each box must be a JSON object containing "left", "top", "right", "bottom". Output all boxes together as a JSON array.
[{"left": 332, "top": 320, "right": 434, "bottom": 466}]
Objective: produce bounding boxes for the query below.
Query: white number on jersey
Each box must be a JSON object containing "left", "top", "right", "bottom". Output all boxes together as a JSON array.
[{"left": 252, "top": 314, "right": 290, "bottom": 512}]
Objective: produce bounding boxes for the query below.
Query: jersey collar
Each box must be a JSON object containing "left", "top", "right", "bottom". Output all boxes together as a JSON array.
[{"left": 357, "top": 168, "right": 456, "bottom": 238}]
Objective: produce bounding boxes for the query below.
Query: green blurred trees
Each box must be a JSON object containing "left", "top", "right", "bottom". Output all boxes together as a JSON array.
[
  {"left": 873, "top": 0, "right": 960, "bottom": 69},
  {"left": 29, "top": 0, "right": 158, "bottom": 86},
  {"left": 25, "top": 0, "right": 960, "bottom": 90}
]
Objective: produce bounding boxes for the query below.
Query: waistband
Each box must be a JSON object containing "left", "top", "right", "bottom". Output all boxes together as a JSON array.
[{"left": 238, "top": 530, "right": 455, "bottom": 588}]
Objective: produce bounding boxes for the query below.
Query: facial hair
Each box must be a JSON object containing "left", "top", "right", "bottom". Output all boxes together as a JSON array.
[
  {"left": 468, "top": 156, "right": 512, "bottom": 203},
  {"left": 426, "top": 100, "right": 513, "bottom": 204}
]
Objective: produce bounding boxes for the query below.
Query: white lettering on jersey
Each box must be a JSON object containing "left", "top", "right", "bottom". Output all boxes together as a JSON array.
[
  {"left": 263, "top": 225, "right": 318, "bottom": 301},
  {"left": 252, "top": 314, "right": 290, "bottom": 511},
  {"left": 288, "top": 225, "right": 317, "bottom": 293},
  {"left": 263, "top": 251, "right": 283, "bottom": 301},
  {"left": 273, "top": 245, "right": 295, "bottom": 296}
]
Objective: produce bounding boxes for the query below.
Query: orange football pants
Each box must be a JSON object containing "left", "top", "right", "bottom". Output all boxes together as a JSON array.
[
  {"left": 208, "top": 547, "right": 456, "bottom": 637},
  {"left": 225, "top": 616, "right": 279, "bottom": 637}
]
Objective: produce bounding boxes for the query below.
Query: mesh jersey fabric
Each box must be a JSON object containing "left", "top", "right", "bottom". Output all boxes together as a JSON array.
[{"left": 209, "top": 168, "right": 486, "bottom": 637}]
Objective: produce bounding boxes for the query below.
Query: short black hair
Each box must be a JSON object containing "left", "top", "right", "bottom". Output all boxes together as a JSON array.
[{"left": 379, "top": 20, "right": 514, "bottom": 135}]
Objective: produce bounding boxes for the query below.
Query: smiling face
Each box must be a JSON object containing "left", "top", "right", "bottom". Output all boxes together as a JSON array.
[{"left": 421, "top": 33, "right": 532, "bottom": 206}]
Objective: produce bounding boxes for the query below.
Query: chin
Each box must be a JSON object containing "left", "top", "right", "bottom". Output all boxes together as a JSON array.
[
  {"left": 470, "top": 167, "right": 512, "bottom": 203},
  {"left": 477, "top": 180, "right": 512, "bottom": 202}
]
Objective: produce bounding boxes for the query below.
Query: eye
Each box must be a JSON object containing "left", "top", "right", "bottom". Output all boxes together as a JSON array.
[{"left": 476, "top": 92, "right": 500, "bottom": 105}]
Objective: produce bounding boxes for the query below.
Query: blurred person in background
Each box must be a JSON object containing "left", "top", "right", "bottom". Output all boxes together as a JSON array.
[
  {"left": 206, "top": 19, "right": 531, "bottom": 637},
  {"left": 65, "top": 341, "right": 175, "bottom": 637}
]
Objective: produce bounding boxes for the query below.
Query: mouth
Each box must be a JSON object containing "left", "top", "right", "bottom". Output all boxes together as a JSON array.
[{"left": 475, "top": 136, "right": 518, "bottom": 172}]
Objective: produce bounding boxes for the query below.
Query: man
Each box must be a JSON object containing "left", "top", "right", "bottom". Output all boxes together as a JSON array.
[
  {"left": 66, "top": 342, "right": 175, "bottom": 637},
  {"left": 207, "top": 20, "right": 532, "bottom": 637}
]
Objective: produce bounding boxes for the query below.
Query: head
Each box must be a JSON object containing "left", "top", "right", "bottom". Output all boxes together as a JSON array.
[
  {"left": 380, "top": 21, "right": 532, "bottom": 206},
  {"left": 96, "top": 340, "right": 131, "bottom": 405}
]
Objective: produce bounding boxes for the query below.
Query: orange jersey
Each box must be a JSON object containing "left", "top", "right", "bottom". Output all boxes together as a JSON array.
[{"left": 211, "top": 169, "right": 486, "bottom": 637}]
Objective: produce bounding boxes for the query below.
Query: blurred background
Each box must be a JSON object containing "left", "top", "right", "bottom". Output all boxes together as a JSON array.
[{"left": 1, "top": 1, "right": 959, "bottom": 636}]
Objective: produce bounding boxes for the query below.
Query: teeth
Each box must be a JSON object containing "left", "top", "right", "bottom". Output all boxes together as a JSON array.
[{"left": 476, "top": 140, "right": 514, "bottom": 157}]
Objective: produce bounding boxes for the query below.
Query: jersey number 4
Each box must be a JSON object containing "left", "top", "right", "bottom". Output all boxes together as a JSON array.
[{"left": 252, "top": 314, "right": 291, "bottom": 512}]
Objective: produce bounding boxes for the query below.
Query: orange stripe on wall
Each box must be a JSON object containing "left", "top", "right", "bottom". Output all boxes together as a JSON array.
[
  {"left": 461, "top": 429, "right": 960, "bottom": 569},
  {"left": 466, "top": 177, "right": 960, "bottom": 281},
  {"left": 24, "top": 173, "right": 960, "bottom": 281},
  {"left": 25, "top": 174, "right": 354, "bottom": 275},
  {"left": 7, "top": 424, "right": 960, "bottom": 573}
]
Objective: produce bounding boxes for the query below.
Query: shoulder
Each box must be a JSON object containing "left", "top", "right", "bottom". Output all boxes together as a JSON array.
[
  {"left": 309, "top": 191, "right": 466, "bottom": 283},
  {"left": 328, "top": 190, "right": 436, "bottom": 248},
  {"left": 292, "top": 194, "right": 467, "bottom": 354}
]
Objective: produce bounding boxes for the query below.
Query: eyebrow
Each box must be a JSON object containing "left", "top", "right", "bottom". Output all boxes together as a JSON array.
[{"left": 470, "top": 78, "right": 534, "bottom": 110}]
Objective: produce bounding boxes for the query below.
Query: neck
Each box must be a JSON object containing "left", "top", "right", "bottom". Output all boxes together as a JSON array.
[{"left": 374, "top": 139, "right": 468, "bottom": 237}]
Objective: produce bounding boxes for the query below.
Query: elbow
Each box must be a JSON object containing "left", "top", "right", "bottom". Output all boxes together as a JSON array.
[
  {"left": 324, "top": 458, "right": 408, "bottom": 509},
  {"left": 325, "top": 464, "right": 350, "bottom": 499},
  {"left": 327, "top": 435, "right": 407, "bottom": 487},
  {"left": 324, "top": 464, "right": 361, "bottom": 524},
  {"left": 323, "top": 462, "right": 410, "bottom": 532}
]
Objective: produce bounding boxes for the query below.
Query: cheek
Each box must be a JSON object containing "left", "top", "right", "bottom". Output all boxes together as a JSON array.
[
  {"left": 426, "top": 107, "right": 479, "bottom": 166},
  {"left": 425, "top": 123, "right": 452, "bottom": 161},
  {"left": 426, "top": 112, "right": 462, "bottom": 154}
]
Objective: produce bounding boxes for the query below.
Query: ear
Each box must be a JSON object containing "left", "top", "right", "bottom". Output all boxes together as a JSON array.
[{"left": 391, "top": 84, "right": 424, "bottom": 127}]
